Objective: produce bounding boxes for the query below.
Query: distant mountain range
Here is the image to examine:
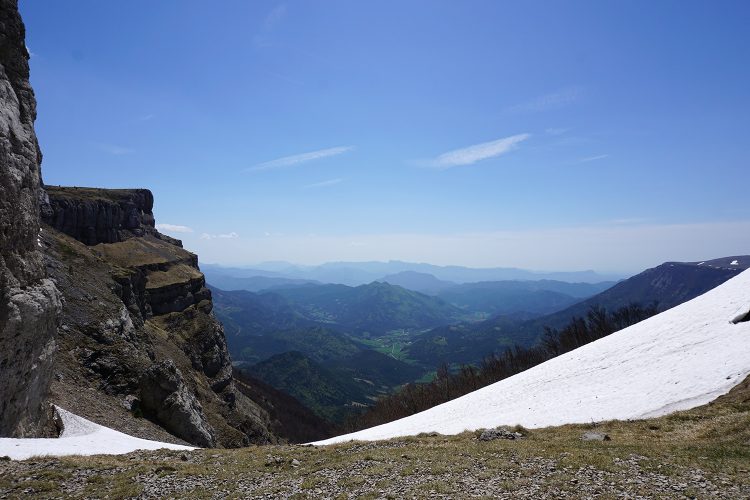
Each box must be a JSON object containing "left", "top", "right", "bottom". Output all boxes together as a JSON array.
[
  {"left": 434, "top": 279, "right": 614, "bottom": 317},
  {"left": 407, "top": 256, "right": 750, "bottom": 367},
  {"left": 203, "top": 260, "right": 624, "bottom": 288},
  {"left": 209, "top": 255, "right": 748, "bottom": 424},
  {"left": 377, "top": 271, "right": 456, "bottom": 295}
]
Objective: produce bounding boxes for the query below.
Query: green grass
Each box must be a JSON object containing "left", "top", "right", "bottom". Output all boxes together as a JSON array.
[{"left": 354, "top": 329, "right": 419, "bottom": 363}]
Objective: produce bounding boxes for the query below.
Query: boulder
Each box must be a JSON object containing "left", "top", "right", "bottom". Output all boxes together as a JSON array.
[
  {"left": 138, "top": 360, "right": 216, "bottom": 447},
  {"left": 478, "top": 428, "right": 524, "bottom": 441},
  {"left": 581, "top": 431, "right": 611, "bottom": 441}
]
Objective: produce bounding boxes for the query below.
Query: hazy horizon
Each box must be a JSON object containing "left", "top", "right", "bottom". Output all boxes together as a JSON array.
[{"left": 22, "top": 1, "right": 750, "bottom": 272}]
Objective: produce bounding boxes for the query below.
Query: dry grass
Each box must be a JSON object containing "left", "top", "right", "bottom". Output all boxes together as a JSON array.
[
  {"left": 95, "top": 236, "right": 194, "bottom": 269},
  {"left": 146, "top": 263, "right": 203, "bottom": 289},
  {"left": 45, "top": 186, "right": 147, "bottom": 203},
  {"left": 3, "top": 379, "right": 749, "bottom": 498}
]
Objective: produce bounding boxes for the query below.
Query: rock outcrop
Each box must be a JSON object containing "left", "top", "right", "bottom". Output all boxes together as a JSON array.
[
  {"left": 138, "top": 360, "right": 216, "bottom": 447},
  {"left": 42, "top": 186, "right": 182, "bottom": 246},
  {"left": 0, "top": 0, "right": 273, "bottom": 446},
  {"left": 42, "top": 187, "right": 274, "bottom": 447},
  {"left": 0, "top": 0, "right": 61, "bottom": 437}
]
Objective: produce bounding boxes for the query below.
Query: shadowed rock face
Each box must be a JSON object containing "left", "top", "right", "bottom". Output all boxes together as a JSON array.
[
  {"left": 0, "top": 0, "right": 61, "bottom": 437},
  {"left": 42, "top": 186, "right": 183, "bottom": 247}
]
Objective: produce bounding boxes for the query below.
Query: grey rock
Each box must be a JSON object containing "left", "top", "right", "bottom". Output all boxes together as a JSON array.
[
  {"left": 138, "top": 360, "right": 216, "bottom": 447},
  {"left": 478, "top": 428, "right": 523, "bottom": 441},
  {"left": 41, "top": 187, "right": 171, "bottom": 246},
  {"left": 0, "top": 0, "right": 61, "bottom": 437},
  {"left": 581, "top": 431, "right": 611, "bottom": 441},
  {"left": 122, "top": 394, "right": 139, "bottom": 412}
]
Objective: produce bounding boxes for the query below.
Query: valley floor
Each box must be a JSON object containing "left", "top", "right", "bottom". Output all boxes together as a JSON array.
[{"left": 1, "top": 377, "right": 749, "bottom": 499}]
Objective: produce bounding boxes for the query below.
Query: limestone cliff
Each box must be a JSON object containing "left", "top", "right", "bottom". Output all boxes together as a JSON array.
[
  {"left": 42, "top": 187, "right": 275, "bottom": 447},
  {"left": 41, "top": 186, "right": 181, "bottom": 247},
  {"left": 0, "top": 0, "right": 61, "bottom": 437},
  {"left": 0, "top": 0, "right": 274, "bottom": 446}
]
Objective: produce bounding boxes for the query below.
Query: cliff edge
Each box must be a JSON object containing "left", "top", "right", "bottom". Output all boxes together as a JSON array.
[
  {"left": 41, "top": 187, "right": 275, "bottom": 447},
  {"left": 0, "top": 0, "right": 61, "bottom": 437}
]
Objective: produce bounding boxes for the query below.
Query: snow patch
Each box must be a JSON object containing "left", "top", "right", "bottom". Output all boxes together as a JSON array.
[
  {"left": 314, "top": 269, "right": 750, "bottom": 445},
  {"left": 730, "top": 260, "right": 739, "bottom": 266},
  {"left": 0, "top": 407, "right": 194, "bottom": 460}
]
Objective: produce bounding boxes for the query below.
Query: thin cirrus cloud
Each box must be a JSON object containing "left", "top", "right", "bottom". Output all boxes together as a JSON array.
[
  {"left": 574, "top": 154, "right": 610, "bottom": 164},
  {"left": 303, "top": 178, "right": 343, "bottom": 189},
  {"left": 155, "top": 223, "right": 194, "bottom": 234},
  {"left": 246, "top": 146, "right": 354, "bottom": 172},
  {"left": 254, "top": 4, "right": 288, "bottom": 48},
  {"left": 201, "top": 232, "right": 239, "bottom": 240},
  {"left": 508, "top": 86, "right": 583, "bottom": 113},
  {"left": 94, "top": 142, "right": 134, "bottom": 155},
  {"left": 424, "top": 133, "right": 530, "bottom": 169}
]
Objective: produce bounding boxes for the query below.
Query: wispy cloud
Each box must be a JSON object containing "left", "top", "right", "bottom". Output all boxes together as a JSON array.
[
  {"left": 139, "top": 113, "right": 155, "bottom": 121},
  {"left": 423, "top": 134, "right": 530, "bottom": 169},
  {"left": 94, "top": 142, "right": 134, "bottom": 155},
  {"left": 574, "top": 154, "right": 609, "bottom": 164},
  {"left": 156, "top": 223, "right": 194, "bottom": 234},
  {"left": 201, "top": 232, "right": 239, "bottom": 240},
  {"left": 546, "top": 127, "right": 569, "bottom": 136},
  {"left": 508, "top": 87, "right": 583, "bottom": 113},
  {"left": 254, "top": 4, "right": 287, "bottom": 48},
  {"left": 303, "top": 178, "right": 343, "bottom": 189},
  {"left": 247, "top": 146, "right": 354, "bottom": 172}
]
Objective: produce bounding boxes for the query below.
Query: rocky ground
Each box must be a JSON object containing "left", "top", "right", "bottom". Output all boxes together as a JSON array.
[{"left": 1, "top": 378, "right": 749, "bottom": 499}]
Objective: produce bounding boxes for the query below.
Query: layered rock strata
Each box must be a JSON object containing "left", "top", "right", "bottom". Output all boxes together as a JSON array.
[
  {"left": 42, "top": 186, "right": 182, "bottom": 246},
  {"left": 42, "top": 187, "right": 274, "bottom": 446}
]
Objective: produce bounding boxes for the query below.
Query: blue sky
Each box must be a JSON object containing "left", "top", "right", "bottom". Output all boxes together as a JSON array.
[{"left": 21, "top": 0, "right": 750, "bottom": 272}]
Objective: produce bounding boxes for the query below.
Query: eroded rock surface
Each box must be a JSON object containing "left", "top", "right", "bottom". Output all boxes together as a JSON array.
[
  {"left": 42, "top": 191, "right": 274, "bottom": 447},
  {"left": 139, "top": 360, "right": 216, "bottom": 447},
  {"left": 42, "top": 186, "right": 183, "bottom": 247},
  {"left": 0, "top": 0, "right": 61, "bottom": 437}
]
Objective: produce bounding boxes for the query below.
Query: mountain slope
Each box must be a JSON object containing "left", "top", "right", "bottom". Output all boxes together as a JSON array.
[
  {"left": 530, "top": 258, "right": 749, "bottom": 332},
  {"left": 408, "top": 257, "right": 748, "bottom": 367},
  {"left": 377, "top": 271, "right": 456, "bottom": 294},
  {"left": 247, "top": 351, "right": 369, "bottom": 422},
  {"left": 40, "top": 187, "right": 276, "bottom": 447},
  {"left": 436, "top": 279, "right": 614, "bottom": 317},
  {"left": 315, "top": 269, "right": 750, "bottom": 444},
  {"left": 270, "top": 281, "right": 464, "bottom": 335}
]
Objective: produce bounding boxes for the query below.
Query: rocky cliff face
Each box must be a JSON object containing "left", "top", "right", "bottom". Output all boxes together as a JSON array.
[
  {"left": 0, "top": 0, "right": 274, "bottom": 446},
  {"left": 42, "top": 187, "right": 274, "bottom": 447},
  {"left": 42, "top": 186, "right": 182, "bottom": 247},
  {"left": 0, "top": 0, "right": 61, "bottom": 437}
]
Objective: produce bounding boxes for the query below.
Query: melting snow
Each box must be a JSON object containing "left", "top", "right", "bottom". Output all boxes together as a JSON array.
[
  {"left": 0, "top": 407, "right": 194, "bottom": 460},
  {"left": 315, "top": 269, "right": 750, "bottom": 445}
]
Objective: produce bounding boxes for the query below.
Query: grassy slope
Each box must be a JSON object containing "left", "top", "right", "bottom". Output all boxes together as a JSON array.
[{"left": 2, "top": 376, "right": 748, "bottom": 498}]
